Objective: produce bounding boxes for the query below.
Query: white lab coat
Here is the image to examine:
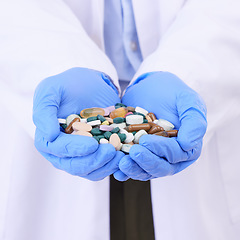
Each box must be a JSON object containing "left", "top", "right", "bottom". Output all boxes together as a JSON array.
[{"left": 0, "top": 0, "right": 240, "bottom": 239}]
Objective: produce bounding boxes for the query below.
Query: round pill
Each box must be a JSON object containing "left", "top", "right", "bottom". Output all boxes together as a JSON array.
[
  {"left": 133, "top": 129, "right": 148, "bottom": 144},
  {"left": 72, "top": 122, "right": 92, "bottom": 132},
  {"left": 109, "top": 133, "right": 121, "bottom": 150},
  {"left": 126, "top": 115, "right": 144, "bottom": 125},
  {"left": 157, "top": 119, "right": 174, "bottom": 131}
]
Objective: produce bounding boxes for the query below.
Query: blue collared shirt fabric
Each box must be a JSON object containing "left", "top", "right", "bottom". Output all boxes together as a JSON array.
[{"left": 104, "top": 0, "right": 143, "bottom": 83}]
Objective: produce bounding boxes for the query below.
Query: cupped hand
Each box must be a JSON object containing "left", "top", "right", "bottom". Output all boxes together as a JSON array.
[
  {"left": 114, "top": 72, "right": 207, "bottom": 181},
  {"left": 33, "top": 67, "right": 124, "bottom": 180}
]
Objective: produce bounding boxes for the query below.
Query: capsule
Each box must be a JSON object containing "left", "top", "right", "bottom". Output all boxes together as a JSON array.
[
  {"left": 147, "top": 112, "right": 157, "bottom": 121},
  {"left": 166, "top": 130, "right": 178, "bottom": 137},
  {"left": 110, "top": 107, "right": 128, "bottom": 119},
  {"left": 148, "top": 122, "right": 164, "bottom": 134},
  {"left": 154, "top": 131, "right": 169, "bottom": 137},
  {"left": 80, "top": 107, "right": 105, "bottom": 118},
  {"left": 126, "top": 123, "right": 151, "bottom": 132}
]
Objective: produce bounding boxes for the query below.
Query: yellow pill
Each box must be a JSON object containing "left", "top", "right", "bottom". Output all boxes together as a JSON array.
[{"left": 101, "top": 120, "right": 109, "bottom": 125}]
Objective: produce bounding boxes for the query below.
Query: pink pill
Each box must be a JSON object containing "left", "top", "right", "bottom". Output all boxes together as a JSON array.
[
  {"left": 124, "top": 112, "right": 133, "bottom": 117},
  {"left": 100, "top": 125, "right": 114, "bottom": 131}
]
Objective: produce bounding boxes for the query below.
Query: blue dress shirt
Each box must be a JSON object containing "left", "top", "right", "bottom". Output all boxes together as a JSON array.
[{"left": 104, "top": 0, "right": 143, "bottom": 88}]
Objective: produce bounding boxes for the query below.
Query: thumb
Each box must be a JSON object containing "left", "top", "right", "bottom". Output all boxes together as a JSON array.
[{"left": 33, "top": 79, "right": 61, "bottom": 141}]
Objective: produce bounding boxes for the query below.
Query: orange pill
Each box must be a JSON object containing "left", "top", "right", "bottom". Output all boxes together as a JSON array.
[{"left": 110, "top": 107, "right": 128, "bottom": 119}]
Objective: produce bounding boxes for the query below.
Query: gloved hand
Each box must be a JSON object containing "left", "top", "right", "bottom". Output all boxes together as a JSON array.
[
  {"left": 33, "top": 67, "right": 124, "bottom": 181},
  {"left": 114, "top": 72, "right": 207, "bottom": 181}
]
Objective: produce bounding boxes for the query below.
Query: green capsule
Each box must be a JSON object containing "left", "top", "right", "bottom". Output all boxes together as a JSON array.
[
  {"left": 115, "top": 103, "right": 127, "bottom": 109},
  {"left": 104, "top": 131, "right": 112, "bottom": 140},
  {"left": 91, "top": 128, "right": 103, "bottom": 136},
  {"left": 98, "top": 135, "right": 105, "bottom": 140},
  {"left": 143, "top": 119, "right": 148, "bottom": 123},
  {"left": 97, "top": 114, "right": 106, "bottom": 123},
  {"left": 60, "top": 123, "right": 67, "bottom": 130},
  {"left": 118, "top": 133, "right": 127, "bottom": 142},
  {"left": 113, "top": 117, "right": 125, "bottom": 124},
  {"left": 111, "top": 127, "right": 120, "bottom": 133},
  {"left": 134, "top": 112, "right": 145, "bottom": 118},
  {"left": 132, "top": 131, "right": 137, "bottom": 135},
  {"left": 87, "top": 116, "right": 98, "bottom": 122}
]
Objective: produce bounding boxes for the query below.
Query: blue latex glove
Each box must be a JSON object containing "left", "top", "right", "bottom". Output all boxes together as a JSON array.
[
  {"left": 33, "top": 67, "right": 124, "bottom": 181},
  {"left": 114, "top": 72, "right": 207, "bottom": 181}
]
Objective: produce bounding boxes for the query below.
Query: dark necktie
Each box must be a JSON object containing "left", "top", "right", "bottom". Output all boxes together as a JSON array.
[{"left": 110, "top": 175, "right": 155, "bottom": 240}]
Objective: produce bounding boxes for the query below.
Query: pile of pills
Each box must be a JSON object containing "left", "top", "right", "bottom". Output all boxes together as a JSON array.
[{"left": 58, "top": 103, "right": 178, "bottom": 153}]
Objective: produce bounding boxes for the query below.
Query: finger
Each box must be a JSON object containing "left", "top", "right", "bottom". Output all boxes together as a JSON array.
[
  {"left": 37, "top": 144, "right": 117, "bottom": 176},
  {"left": 177, "top": 91, "right": 207, "bottom": 151},
  {"left": 139, "top": 135, "right": 189, "bottom": 164},
  {"left": 35, "top": 129, "right": 99, "bottom": 157},
  {"left": 118, "top": 155, "right": 152, "bottom": 181},
  {"left": 129, "top": 144, "right": 196, "bottom": 177},
  {"left": 113, "top": 170, "right": 129, "bottom": 182},
  {"left": 33, "top": 78, "right": 61, "bottom": 141},
  {"left": 86, "top": 151, "right": 125, "bottom": 181}
]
